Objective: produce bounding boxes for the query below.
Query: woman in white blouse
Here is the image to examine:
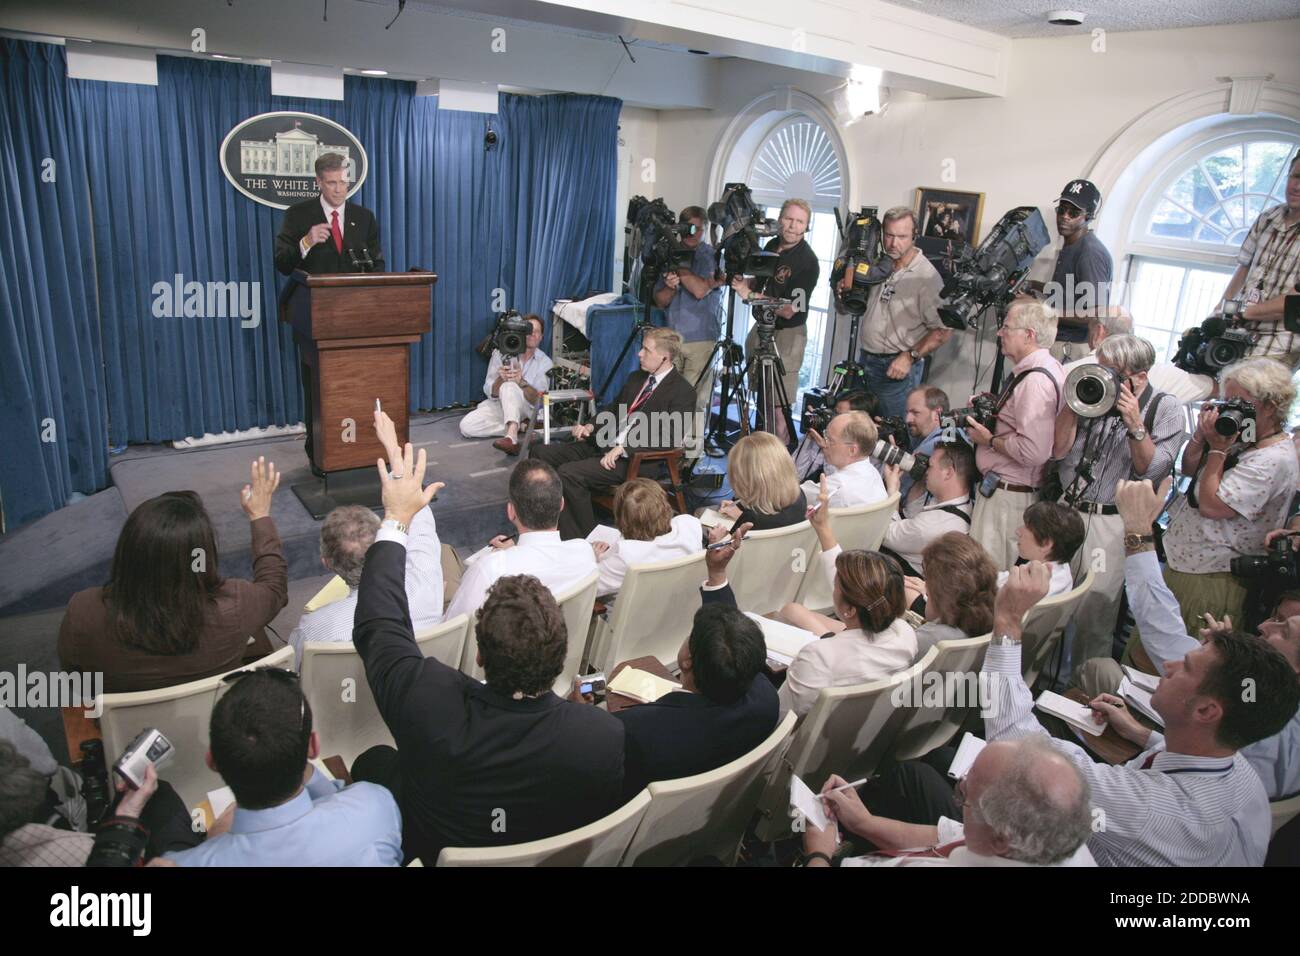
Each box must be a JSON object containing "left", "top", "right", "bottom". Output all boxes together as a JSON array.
[
  {"left": 776, "top": 477, "right": 917, "bottom": 718},
  {"left": 587, "top": 478, "right": 703, "bottom": 597}
]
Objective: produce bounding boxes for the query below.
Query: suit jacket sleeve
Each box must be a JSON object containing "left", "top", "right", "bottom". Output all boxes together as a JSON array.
[
  {"left": 366, "top": 208, "right": 386, "bottom": 273},
  {"left": 623, "top": 373, "right": 696, "bottom": 455},
  {"left": 699, "top": 583, "right": 738, "bottom": 607},
  {"left": 354, "top": 539, "right": 435, "bottom": 730},
  {"left": 275, "top": 206, "right": 307, "bottom": 277}
]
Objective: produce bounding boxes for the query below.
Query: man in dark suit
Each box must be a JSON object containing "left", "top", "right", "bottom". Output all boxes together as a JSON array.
[
  {"left": 530, "top": 326, "right": 697, "bottom": 539},
  {"left": 350, "top": 443, "right": 625, "bottom": 863},
  {"left": 273, "top": 152, "right": 385, "bottom": 471}
]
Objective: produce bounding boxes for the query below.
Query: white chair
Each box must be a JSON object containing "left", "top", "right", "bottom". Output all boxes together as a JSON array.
[
  {"left": 724, "top": 521, "right": 818, "bottom": 616},
  {"left": 436, "top": 790, "right": 651, "bottom": 867},
  {"left": 1021, "top": 569, "right": 1094, "bottom": 689},
  {"left": 753, "top": 649, "right": 936, "bottom": 842},
  {"left": 622, "top": 712, "right": 797, "bottom": 866},
  {"left": 458, "top": 572, "right": 600, "bottom": 688},
  {"left": 1270, "top": 792, "right": 1300, "bottom": 837},
  {"left": 300, "top": 614, "right": 470, "bottom": 767},
  {"left": 587, "top": 550, "right": 707, "bottom": 672},
  {"left": 793, "top": 493, "right": 900, "bottom": 613},
  {"left": 888, "top": 633, "right": 991, "bottom": 762},
  {"left": 97, "top": 645, "right": 295, "bottom": 809}
]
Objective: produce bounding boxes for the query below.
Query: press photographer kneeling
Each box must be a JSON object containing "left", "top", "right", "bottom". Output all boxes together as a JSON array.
[{"left": 1137, "top": 357, "right": 1300, "bottom": 651}]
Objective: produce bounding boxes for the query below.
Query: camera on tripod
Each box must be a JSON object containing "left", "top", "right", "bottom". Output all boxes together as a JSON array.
[
  {"left": 1231, "top": 533, "right": 1299, "bottom": 586},
  {"left": 1208, "top": 398, "right": 1256, "bottom": 438},
  {"left": 830, "top": 206, "right": 892, "bottom": 315},
  {"left": 627, "top": 197, "right": 697, "bottom": 295},
  {"left": 945, "top": 394, "right": 998, "bottom": 432},
  {"left": 937, "top": 207, "right": 1052, "bottom": 330},
  {"left": 708, "top": 183, "right": 778, "bottom": 280},
  {"left": 490, "top": 309, "right": 534, "bottom": 358},
  {"left": 1171, "top": 301, "right": 1255, "bottom": 374}
]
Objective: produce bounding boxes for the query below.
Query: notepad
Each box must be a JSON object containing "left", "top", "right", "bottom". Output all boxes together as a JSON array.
[
  {"left": 607, "top": 667, "right": 681, "bottom": 704},
  {"left": 947, "top": 732, "right": 987, "bottom": 780},
  {"left": 789, "top": 774, "right": 830, "bottom": 832},
  {"left": 1035, "top": 690, "right": 1104, "bottom": 736},
  {"left": 304, "top": 575, "right": 350, "bottom": 611},
  {"left": 1122, "top": 665, "right": 1160, "bottom": 693},
  {"left": 746, "top": 613, "right": 819, "bottom": 666},
  {"left": 1118, "top": 676, "right": 1164, "bottom": 727},
  {"left": 463, "top": 544, "right": 494, "bottom": 567},
  {"left": 698, "top": 508, "right": 728, "bottom": 529}
]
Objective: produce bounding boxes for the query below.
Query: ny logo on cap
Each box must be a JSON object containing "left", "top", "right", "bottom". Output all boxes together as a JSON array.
[{"left": 1069, "top": 182, "right": 1084, "bottom": 194}]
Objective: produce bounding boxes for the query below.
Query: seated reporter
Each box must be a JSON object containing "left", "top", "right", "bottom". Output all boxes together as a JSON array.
[
  {"left": 793, "top": 389, "right": 877, "bottom": 483},
  {"left": 1075, "top": 480, "right": 1300, "bottom": 801},
  {"left": 1052, "top": 334, "right": 1185, "bottom": 677},
  {"left": 58, "top": 457, "right": 287, "bottom": 693},
  {"left": 984, "top": 561, "right": 1298, "bottom": 866},
  {"left": 799, "top": 411, "right": 888, "bottom": 509},
  {"left": 351, "top": 443, "right": 623, "bottom": 863},
  {"left": 460, "top": 313, "right": 552, "bottom": 455},
  {"left": 909, "top": 533, "right": 997, "bottom": 661},
  {"left": 1154, "top": 357, "right": 1300, "bottom": 639},
  {"left": 717, "top": 431, "right": 807, "bottom": 531},
  {"left": 166, "top": 670, "right": 403, "bottom": 866},
  {"left": 531, "top": 327, "right": 696, "bottom": 540},
  {"left": 801, "top": 737, "right": 1095, "bottom": 867},
  {"left": 879, "top": 439, "right": 975, "bottom": 578},
  {"left": 288, "top": 411, "right": 454, "bottom": 666},
  {"left": 776, "top": 478, "right": 917, "bottom": 718},
  {"left": 588, "top": 478, "right": 703, "bottom": 597}
]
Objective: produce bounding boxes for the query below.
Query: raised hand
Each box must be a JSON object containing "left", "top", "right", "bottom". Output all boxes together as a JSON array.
[
  {"left": 378, "top": 443, "right": 443, "bottom": 527},
  {"left": 241, "top": 456, "right": 280, "bottom": 520}
]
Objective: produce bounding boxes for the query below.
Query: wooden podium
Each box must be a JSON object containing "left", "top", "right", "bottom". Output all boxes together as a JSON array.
[{"left": 280, "top": 270, "right": 435, "bottom": 516}]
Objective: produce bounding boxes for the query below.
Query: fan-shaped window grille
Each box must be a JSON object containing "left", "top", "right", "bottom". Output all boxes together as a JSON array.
[{"left": 747, "top": 119, "right": 843, "bottom": 209}]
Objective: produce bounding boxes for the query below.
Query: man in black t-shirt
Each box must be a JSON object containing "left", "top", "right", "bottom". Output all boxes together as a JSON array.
[{"left": 731, "top": 198, "right": 820, "bottom": 446}]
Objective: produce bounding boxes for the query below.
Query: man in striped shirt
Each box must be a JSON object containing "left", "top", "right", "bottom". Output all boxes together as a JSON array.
[{"left": 985, "top": 560, "right": 1299, "bottom": 866}]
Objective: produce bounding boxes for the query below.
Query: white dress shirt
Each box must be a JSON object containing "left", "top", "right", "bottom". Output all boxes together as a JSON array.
[
  {"left": 996, "top": 561, "right": 1074, "bottom": 598},
  {"left": 588, "top": 514, "right": 704, "bottom": 596},
  {"left": 777, "top": 543, "right": 918, "bottom": 718},
  {"left": 982, "top": 642, "right": 1272, "bottom": 866},
  {"left": 482, "top": 348, "right": 553, "bottom": 399},
  {"left": 882, "top": 495, "right": 972, "bottom": 573},
  {"left": 1125, "top": 549, "right": 1300, "bottom": 799},
  {"left": 288, "top": 506, "right": 444, "bottom": 667},
  {"left": 840, "top": 817, "right": 1096, "bottom": 867},
  {"left": 802, "top": 456, "right": 887, "bottom": 509},
  {"left": 444, "top": 529, "right": 597, "bottom": 622}
]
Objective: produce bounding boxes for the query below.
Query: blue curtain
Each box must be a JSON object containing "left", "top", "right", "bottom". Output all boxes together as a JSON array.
[
  {"left": 0, "top": 40, "right": 108, "bottom": 529},
  {"left": 0, "top": 41, "right": 621, "bottom": 529}
]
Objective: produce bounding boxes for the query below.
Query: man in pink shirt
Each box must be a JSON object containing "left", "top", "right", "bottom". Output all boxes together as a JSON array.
[{"left": 964, "top": 300, "right": 1065, "bottom": 571}]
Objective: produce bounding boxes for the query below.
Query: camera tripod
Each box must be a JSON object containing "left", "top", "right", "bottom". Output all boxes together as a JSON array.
[
  {"left": 696, "top": 286, "right": 752, "bottom": 454},
  {"left": 596, "top": 285, "right": 657, "bottom": 404},
  {"left": 728, "top": 300, "right": 797, "bottom": 446}
]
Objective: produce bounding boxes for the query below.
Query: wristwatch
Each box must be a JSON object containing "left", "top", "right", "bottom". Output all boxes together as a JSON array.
[
  {"left": 1128, "top": 427, "right": 1147, "bottom": 442},
  {"left": 381, "top": 517, "right": 408, "bottom": 535},
  {"left": 992, "top": 633, "right": 1021, "bottom": 647},
  {"left": 1124, "top": 532, "right": 1155, "bottom": 549},
  {"left": 908, "top": 348, "right": 921, "bottom": 362}
]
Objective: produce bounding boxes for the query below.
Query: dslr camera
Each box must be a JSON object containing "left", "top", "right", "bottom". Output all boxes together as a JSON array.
[
  {"left": 491, "top": 309, "right": 534, "bottom": 358},
  {"left": 870, "top": 440, "right": 929, "bottom": 483},
  {"left": 1171, "top": 300, "right": 1254, "bottom": 374},
  {"left": 944, "top": 393, "right": 998, "bottom": 433},
  {"left": 1231, "top": 534, "right": 1299, "bottom": 586},
  {"left": 1208, "top": 398, "right": 1256, "bottom": 438},
  {"left": 1065, "top": 363, "right": 1129, "bottom": 419}
]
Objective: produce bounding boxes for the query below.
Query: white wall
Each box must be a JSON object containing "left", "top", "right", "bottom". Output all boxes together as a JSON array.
[{"left": 648, "top": 17, "right": 1300, "bottom": 402}]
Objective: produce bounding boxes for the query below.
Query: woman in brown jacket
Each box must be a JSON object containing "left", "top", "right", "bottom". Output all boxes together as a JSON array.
[{"left": 58, "top": 457, "right": 288, "bottom": 693}]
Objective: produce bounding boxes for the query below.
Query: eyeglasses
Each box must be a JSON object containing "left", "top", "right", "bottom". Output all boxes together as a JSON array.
[
  {"left": 212, "top": 666, "right": 308, "bottom": 734},
  {"left": 1056, "top": 205, "right": 1086, "bottom": 219},
  {"left": 953, "top": 778, "right": 980, "bottom": 817}
]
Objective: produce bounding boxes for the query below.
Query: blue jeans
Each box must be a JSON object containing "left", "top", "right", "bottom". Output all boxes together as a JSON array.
[{"left": 860, "top": 351, "right": 924, "bottom": 421}]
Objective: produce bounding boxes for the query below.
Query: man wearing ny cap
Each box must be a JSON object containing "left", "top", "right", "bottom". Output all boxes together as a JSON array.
[{"left": 1030, "top": 179, "right": 1113, "bottom": 365}]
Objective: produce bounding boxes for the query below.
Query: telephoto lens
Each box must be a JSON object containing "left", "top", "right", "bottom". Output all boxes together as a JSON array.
[{"left": 869, "top": 440, "right": 929, "bottom": 481}]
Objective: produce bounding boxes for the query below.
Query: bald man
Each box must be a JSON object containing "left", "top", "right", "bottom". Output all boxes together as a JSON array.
[
  {"left": 1063, "top": 306, "right": 1212, "bottom": 404},
  {"left": 800, "top": 737, "right": 1096, "bottom": 866}
]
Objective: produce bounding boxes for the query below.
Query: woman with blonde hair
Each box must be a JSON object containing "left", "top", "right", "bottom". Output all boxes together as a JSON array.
[
  {"left": 719, "top": 431, "right": 807, "bottom": 531},
  {"left": 588, "top": 478, "right": 703, "bottom": 596},
  {"left": 774, "top": 477, "right": 917, "bottom": 718}
]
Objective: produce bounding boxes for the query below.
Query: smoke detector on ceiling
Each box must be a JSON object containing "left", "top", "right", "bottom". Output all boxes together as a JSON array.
[{"left": 1047, "top": 10, "right": 1086, "bottom": 26}]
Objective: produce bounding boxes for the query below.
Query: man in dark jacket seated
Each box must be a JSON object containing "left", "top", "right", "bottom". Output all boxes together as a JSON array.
[{"left": 351, "top": 443, "right": 625, "bottom": 864}]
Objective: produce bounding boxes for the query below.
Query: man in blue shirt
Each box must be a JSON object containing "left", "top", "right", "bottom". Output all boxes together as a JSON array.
[
  {"left": 166, "top": 670, "right": 403, "bottom": 866},
  {"left": 900, "top": 385, "right": 952, "bottom": 503},
  {"left": 653, "top": 205, "right": 723, "bottom": 417}
]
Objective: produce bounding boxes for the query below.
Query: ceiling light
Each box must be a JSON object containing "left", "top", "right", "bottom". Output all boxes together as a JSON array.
[
  {"left": 1047, "top": 10, "right": 1086, "bottom": 26},
  {"left": 360, "top": 69, "right": 389, "bottom": 76}
]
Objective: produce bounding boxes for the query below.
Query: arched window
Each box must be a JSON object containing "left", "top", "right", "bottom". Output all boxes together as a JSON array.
[
  {"left": 715, "top": 99, "right": 849, "bottom": 406},
  {"left": 1124, "top": 133, "right": 1298, "bottom": 363}
]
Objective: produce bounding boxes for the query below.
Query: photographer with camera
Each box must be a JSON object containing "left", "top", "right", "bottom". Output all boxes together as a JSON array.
[
  {"left": 1153, "top": 357, "right": 1300, "bottom": 641},
  {"left": 966, "top": 300, "right": 1066, "bottom": 571},
  {"left": 1222, "top": 151, "right": 1300, "bottom": 366},
  {"left": 879, "top": 440, "right": 975, "bottom": 577},
  {"left": 847, "top": 208, "right": 951, "bottom": 420},
  {"left": 652, "top": 206, "right": 723, "bottom": 410},
  {"left": 732, "top": 198, "right": 820, "bottom": 446},
  {"left": 1064, "top": 306, "right": 1213, "bottom": 405},
  {"left": 1052, "top": 334, "right": 1186, "bottom": 676},
  {"left": 461, "top": 313, "right": 553, "bottom": 455}
]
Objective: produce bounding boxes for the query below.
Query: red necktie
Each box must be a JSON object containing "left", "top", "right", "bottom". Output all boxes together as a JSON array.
[
  {"left": 629, "top": 375, "right": 657, "bottom": 414},
  {"left": 331, "top": 210, "right": 343, "bottom": 255},
  {"left": 1140, "top": 753, "right": 1157, "bottom": 770}
]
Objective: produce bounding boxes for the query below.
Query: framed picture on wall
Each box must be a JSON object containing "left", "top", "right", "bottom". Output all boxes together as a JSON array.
[{"left": 914, "top": 187, "right": 985, "bottom": 247}]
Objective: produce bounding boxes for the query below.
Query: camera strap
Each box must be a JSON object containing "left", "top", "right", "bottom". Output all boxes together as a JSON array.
[{"left": 994, "top": 366, "right": 1061, "bottom": 415}]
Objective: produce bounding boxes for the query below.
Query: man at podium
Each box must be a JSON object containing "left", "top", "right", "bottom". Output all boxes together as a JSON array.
[{"left": 274, "top": 152, "right": 385, "bottom": 472}]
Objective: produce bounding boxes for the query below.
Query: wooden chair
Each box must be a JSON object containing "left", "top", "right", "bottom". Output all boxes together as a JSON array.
[
  {"left": 436, "top": 790, "right": 651, "bottom": 867},
  {"left": 592, "top": 449, "right": 688, "bottom": 516}
]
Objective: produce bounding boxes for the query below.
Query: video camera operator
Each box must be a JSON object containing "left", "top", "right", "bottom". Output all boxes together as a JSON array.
[
  {"left": 731, "top": 198, "right": 820, "bottom": 447},
  {"left": 1051, "top": 335, "right": 1186, "bottom": 678},
  {"left": 1145, "top": 357, "right": 1300, "bottom": 646},
  {"left": 846, "top": 207, "right": 951, "bottom": 419},
  {"left": 461, "top": 313, "right": 552, "bottom": 455},
  {"left": 967, "top": 299, "right": 1066, "bottom": 571},
  {"left": 652, "top": 205, "right": 724, "bottom": 412},
  {"left": 1221, "top": 151, "right": 1300, "bottom": 367}
]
